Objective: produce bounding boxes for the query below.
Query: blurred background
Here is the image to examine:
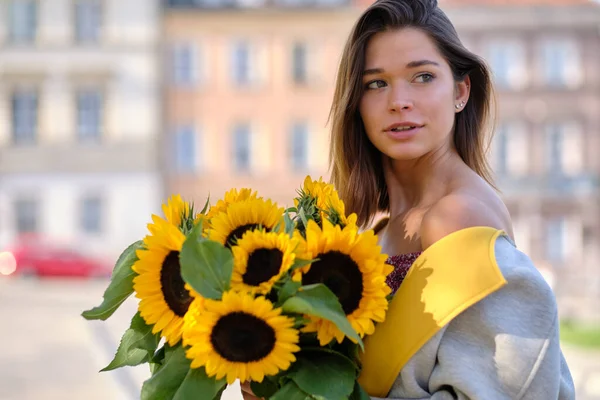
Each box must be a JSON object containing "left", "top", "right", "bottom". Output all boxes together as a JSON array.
[{"left": 0, "top": 0, "right": 599, "bottom": 398}]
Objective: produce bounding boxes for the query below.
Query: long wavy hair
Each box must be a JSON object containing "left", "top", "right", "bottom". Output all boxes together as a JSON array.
[{"left": 329, "top": 0, "right": 496, "bottom": 228}]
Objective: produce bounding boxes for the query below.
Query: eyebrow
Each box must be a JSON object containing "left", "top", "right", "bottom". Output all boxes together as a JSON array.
[{"left": 363, "top": 59, "right": 440, "bottom": 76}]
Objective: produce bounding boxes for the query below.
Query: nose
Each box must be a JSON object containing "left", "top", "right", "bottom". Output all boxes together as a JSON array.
[{"left": 388, "top": 87, "right": 413, "bottom": 112}]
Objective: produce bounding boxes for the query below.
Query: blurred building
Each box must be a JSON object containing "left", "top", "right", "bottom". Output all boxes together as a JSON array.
[
  {"left": 162, "top": 0, "right": 360, "bottom": 208},
  {"left": 442, "top": 0, "right": 600, "bottom": 321},
  {"left": 0, "top": 0, "right": 162, "bottom": 261}
]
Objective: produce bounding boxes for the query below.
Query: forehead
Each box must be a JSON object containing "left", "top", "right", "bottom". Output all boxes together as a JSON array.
[{"left": 364, "top": 28, "right": 445, "bottom": 68}]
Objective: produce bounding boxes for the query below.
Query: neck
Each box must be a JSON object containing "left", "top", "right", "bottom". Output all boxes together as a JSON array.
[{"left": 383, "top": 147, "right": 464, "bottom": 219}]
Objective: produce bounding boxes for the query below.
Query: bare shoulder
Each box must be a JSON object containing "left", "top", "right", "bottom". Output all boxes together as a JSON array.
[{"left": 420, "top": 192, "right": 513, "bottom": 250}]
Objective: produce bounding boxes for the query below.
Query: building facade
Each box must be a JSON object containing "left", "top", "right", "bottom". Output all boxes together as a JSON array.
[
  {"left": 445, "top": 0, "right": 600, "bottom": 320},
  {"left": 162, "top": 0, "right": 359, "bottom": 208},
  {"left": 0, "top": 0, "right": 162, "bottom": 261}
]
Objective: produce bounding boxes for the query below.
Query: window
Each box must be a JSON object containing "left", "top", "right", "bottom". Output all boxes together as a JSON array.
[
  {"left": 546, "top": 217, "right": 565, "bottom": 263},
  {"left": 512, "top": 215, "right": 531, "bottom": 255},
  {"left": 76, "top": 89, "right": 102, "bottom": 142},
  {"left": 172, "top": 43, "right": 198, "bottom": 86},
  {"left": 75, "top": 0, "right": 101, "bottom": 43},
  {"left": 14, "top": 198, "right": 38, "bottom": 234},
  {"left": 275, "top": 0, "right": 344, "bottom": 6},
  {"left": 545, "top": 216, "right": 582, "bottom": 264},
  {"left": 173, "top": 125, "right": 198, "bottom": 172},
  {"left": 230, "top": 40, "right": 267, "bottom": 87},
  {"left": 546, "top": 122, "right": 584, "bottom": 176},
  {"left": 232, "top": 123, "right": 251, "bottom": 171},
  {"left": 486, "top": 40, "right": 527, "bottom": 89},
  {"left": 290, "top": 122, "right": 308, "bottom": 171},
  {"left": 491, "top": 127, "right": 507, "bottom": 174},
  {"left": 232, "top": 41, "right": 251, "bottom": 85},
  {"left": 292, "top": 43, "right": 307, "bottom": 84},
  {"left": 541, "top": 39, "right": 582, "bottom": 88},
  {"left": 9, "top": 0, "right": 37, "bottom": 43},
  {"left": 80, "top": 196, "right": 102, "bottom": 234},
  {"left": 493, "top": 122, "right": 529, "bottom": 176},
  {"left": 11, "top": 89, "right": 38, "bottom": 145}
]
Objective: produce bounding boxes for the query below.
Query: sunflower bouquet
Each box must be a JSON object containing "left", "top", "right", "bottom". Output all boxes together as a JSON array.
[{"left": 82, "top": 176, "right": 393, "bottom": 400}]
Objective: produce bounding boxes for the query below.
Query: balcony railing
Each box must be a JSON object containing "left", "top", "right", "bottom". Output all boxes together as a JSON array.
[
  {"left": 495, "top": 173, "right": 600, "bottom": 197},
  {"left": 165, "top": 0, "right": 351, "bottom": 9}
]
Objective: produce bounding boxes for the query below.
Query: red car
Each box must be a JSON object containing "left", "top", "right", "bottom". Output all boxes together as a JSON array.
[{"left": 2, "top": 235, "right": 112, "bottom": 278}]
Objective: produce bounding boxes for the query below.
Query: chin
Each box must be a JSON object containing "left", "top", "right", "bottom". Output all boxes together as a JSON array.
[{"left": 382, "top": 145, "right": 426, "bottom": 162}]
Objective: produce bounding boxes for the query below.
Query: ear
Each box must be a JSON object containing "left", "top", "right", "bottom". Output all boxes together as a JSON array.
[{"left": 454, "top": 76, "right": 471, "bottom": 112}]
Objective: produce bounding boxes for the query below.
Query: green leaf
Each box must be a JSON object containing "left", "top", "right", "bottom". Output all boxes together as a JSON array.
[
  {"left": 297, "top": 208, "right": 309, "bottom": 229},
  {"left": 292, "top": 315, "right": 311, "bottom": 329},
  {"left": 101, "top": 312, "right": 160, "bottom": 371},
  {"left": 82, "top": 241, "right": 142, "bottom": 320},
  {"left": 282, "top": 284, "right": 363, "bottom": 349},
  {"left": 349, "top": 382, "right": 371, "bottom": 400},
  {"left": 284, "top": 212, "right": 295, "bottom": 236},
  {"left": 288, "top": 350, "right": 356, "bottom": 400},
  {"left": 277, "top": 279, "right": 301, "bottom": 305},
  {"left": 329, "top": 339, "right": 362, "bottom": 372},
  {"left": 180, "top": 223, "right": 233, "bottom": 300},
  {"left": 141, "top": 345, "right": 190, "bottom": 400},
  {"left": 290, "top": 258, "right": 315, "bottom": 271},
  {"left": 212, "top": 385, "right": 227, "bottom": 400},
  {"left": 300, "top": 345, "right": 359, "bottom": 373},
  {"left": 172, "top": 367, "right": 226, "bottom": 400},
  {"left": 149, "top": 345, "right": 166, "bottom": 375},
  {"left": 270, "top": 381, "right": 312, "bottom": 400},
  {"left": 200, "top": 195, "right": 211, "bottom": 215},
  {"left": 251, "top": 378, "right": 279, "bottom": 399}
]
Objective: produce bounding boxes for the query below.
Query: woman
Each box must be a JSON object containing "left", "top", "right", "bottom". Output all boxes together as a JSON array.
[{"left": 243, "top": 0, "right": 575, "bottom": 398}]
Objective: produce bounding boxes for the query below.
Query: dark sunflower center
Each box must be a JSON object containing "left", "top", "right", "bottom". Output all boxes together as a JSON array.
[
  {"left": 302, "top": 251, "right": 363, "bottom": 315},
  {"left": 225, "top": 224, "right": 260, "bottom": 248},
  {"left": 159, "top": 251, "right": 192, "bottom": 317},
  {"left": 210, "top": 312, "right": 276, "bottom": 362},
  {"left": 243, "top": 248, "right": 284, "bottom": 286}
]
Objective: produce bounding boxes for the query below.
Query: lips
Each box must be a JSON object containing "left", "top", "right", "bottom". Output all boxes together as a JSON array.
[
  {"left": 383, "top": 123, "right": 423, "bottom": 140},
  {"left": 390, "top": 126, "right": 416, "bottom": 132},
  {"left": 383, "top": 122, "right": 423, "bottom": 132}
]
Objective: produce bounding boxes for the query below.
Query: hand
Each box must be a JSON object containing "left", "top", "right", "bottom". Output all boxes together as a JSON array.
[{"left": 240, "top": 381, "right": 262, "bottom": 400}]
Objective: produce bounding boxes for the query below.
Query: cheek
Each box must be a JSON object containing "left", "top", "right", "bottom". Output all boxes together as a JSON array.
[
  {"left": 359, "top": 96, "right": 379, "bottom": 131},
  {"left": 358, "top": 98, "right": 373, "bottom": 132},
  {"left": 427, "top": 88, "right": 455, "bottom": 131}
]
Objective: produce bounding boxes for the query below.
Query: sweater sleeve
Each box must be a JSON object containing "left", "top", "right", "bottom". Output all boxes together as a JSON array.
[{"left": 373, "top": 248, "right": 575, "bottom": 400}]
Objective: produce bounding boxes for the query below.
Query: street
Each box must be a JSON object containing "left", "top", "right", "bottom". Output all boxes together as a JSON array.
[
  {"left": 0, "top": 277, "right": 598, "bottom": 400},
  {"left": 0, "top": 277, "right": 243, "bottom": 400}
]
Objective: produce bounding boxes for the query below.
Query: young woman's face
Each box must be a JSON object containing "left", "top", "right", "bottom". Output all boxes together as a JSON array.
[{"left": 359, "top": 28, "right": 468, "bottom": 162}]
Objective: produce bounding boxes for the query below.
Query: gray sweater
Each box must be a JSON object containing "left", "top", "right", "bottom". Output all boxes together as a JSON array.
[{"left": 374, "top": 236, "right": 575, "bottom": 400}]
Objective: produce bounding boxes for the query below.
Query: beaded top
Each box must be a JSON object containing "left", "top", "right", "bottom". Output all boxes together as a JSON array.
[{"left": 385, "top": 252, "right": 422, "bottom": 294}]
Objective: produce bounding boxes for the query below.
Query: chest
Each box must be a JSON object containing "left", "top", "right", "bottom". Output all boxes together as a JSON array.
[{"left": 378, "top": 210, "right": 427, "bottom": 256}]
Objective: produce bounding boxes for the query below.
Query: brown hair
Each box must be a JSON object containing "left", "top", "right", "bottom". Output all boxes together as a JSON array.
[{"left": 329, "top": 0, "right": 496, "bottom": 228}]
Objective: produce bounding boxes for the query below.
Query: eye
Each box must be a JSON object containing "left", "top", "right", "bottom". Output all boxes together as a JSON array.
[
  {"left": 414, "top": 73, "right": 435, "bottom": 83},
  {"left": 365, "top": 80, "right": 387, "bottom": 90}
]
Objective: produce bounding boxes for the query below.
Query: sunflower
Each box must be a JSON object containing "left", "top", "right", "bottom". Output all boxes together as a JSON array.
[
  {"left": 295, "top": 176, "right": 356, "bottom": 228},
  {"left": 183, "top": 291, "right": 300, "bottom": 384},
  {"left": 159, "top": 194, "right": 189, "bottom": 227},
  {"left": 208, "top": 198, "right": 284, "bottom": 248},
  {"left": 231, "top": 230, "right": 297, "bottom": 295},
  {"left": 294, "top": 219, "right": 393, "bottom": 346},
  {"left": 132, "top": 219, "right": 195, "bottom": 346},
  {"left": 206, "top": 188, "right": 259, "bottom": 221}
]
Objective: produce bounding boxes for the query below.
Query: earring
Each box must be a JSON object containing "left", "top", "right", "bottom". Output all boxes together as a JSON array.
[{"left": 455, "top": 101, "right": 465, "bottom": 110}]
